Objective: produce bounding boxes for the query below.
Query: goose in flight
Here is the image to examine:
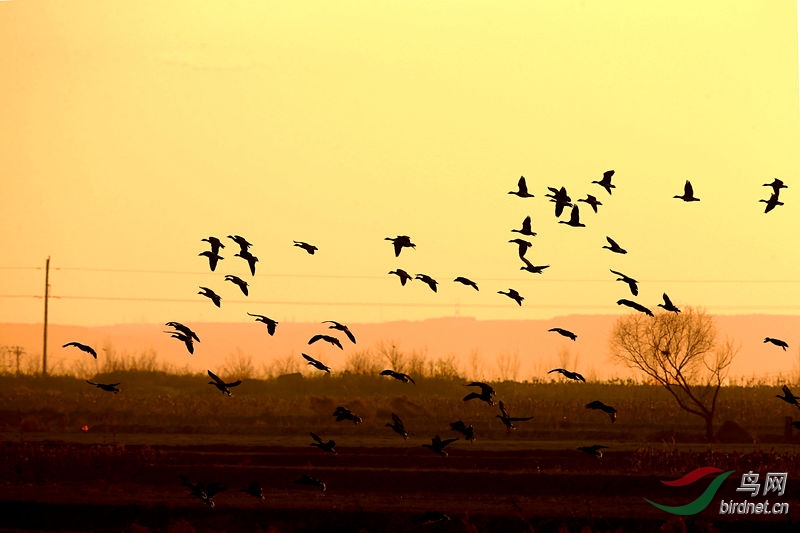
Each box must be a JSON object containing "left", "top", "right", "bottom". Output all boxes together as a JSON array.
[
  {"left": 763, "top": 178, "right": 788, "bottom": 195},
  {"left": 548, "top": 368, "right": 585, "bottom": 382},
  {"left": 180, "top": 475, "right": 226, "bottom": 508},
  {"left": 454, "top": 276, "right": 479, "bottom": 291},
  {"left": 498, "top": 288, "right": 524, "bottom": 306},
  {"left": 415, "top": 273, "right": 438, "bottom": 293},
  {"left": 380, "top": 369, "right": 415, "bottom": 384},
  {"left": 201, "top": 236, "right": 225, "bottom": 254},
  {"left": 674, "top": 180, "right": 700, "bottom": 202},
  {"left": 585, "top": 400, "right": 617, "bottom": 423},
  {"left": 496, "top": 401, "right": 533, "bottom": 431},
  {"left": 546, "top": 186, "right": 572, "bottom": 217},
  {"left": 764, "top": 337, "right": 789, "bottom": 350},
  {"left": 86, "top": 380, "right": 120, "bottom": 393},
  {"left": 295, "top": 475, "right": 326, "bottom": 492},
  {"left": 602, "top": 236, "right": 627, "bottom": 254},
  {"left": 224, "top": 274, "right": 249, "bottom": 296},
  {"left": 198, "top": 286, "right": 222, "bottom": 308},
  {"left": 227, "top": 234, "right": 253, "bottom": 252},
  {"left": 388, "top": 269, "right": 413, "bottom": 286},
  {"left": 591, "top": 170, "right": 616, "bottom": 195},
  {"left": 511, "top": 216, "right": 537, "bottom": 237},
  {"left": 558, "top": 205, "right": 585, "bottom": 227},
  {"left": 309, "top": 432, "right": 337, "bottom": 454},
  {"left": 322, "top": 320, "right": 356, "bottom": 344},
  {"left": 449, "top": 420, "right": 475, "bottom": 442},
  {"left": 463, "top": 381, "right": 496, "bottom": 406},
  {"left": 617, "top": 299, "right": 654, "bottom": 317},
  {"left": 610, "top": 269, "right": 638, "bottom": 296},
  {"left": 247, "top": 313, "right": 278, "bottom": 336},
  {"left": 303, "top": 353, "right": 331, "bottom": 373},
  {"left": 386, "top": 413, "right": 409, "bottom": 439},
  {"left": 385, "top": 235, "right": 416, "bottom": 257},
  {"left": 577, "top": 194, "right": 602, "bottom": 213},
  {"left": 578, "top": 444, "right": 608, "bottom": 458},
  {"left": 422, "top": 435, "right": 458, "bottom": 457},
  {"left": 333, "top": 406, "right": 363, "bottom": 424},
  {"left": 309, "top": 334, "right": 343, "bottom": 350},
  {"left": 234, "top": 250, "right": 259, "bottom": 276},
  {"left": 520, "top": 257, "right": 549, "bottom": 274},
  {"left": 776, "top": 385, "right": 800, "bottom": 408},
  {"left": 241, "top": 481, "right": 265, "bottom": 502},
  {"left": 63, "top": 341, "right": 97, "bottom": 359},
  {"left": 165, "top": 322, "right": 200, "bottom": 343},
  {"left": 657, "top": 293, "right": 680, "bottom": 313},
  {"left": 548, "top": 328, "right": 577, "bottom": 341},
  {"left": 165, "top": 330, "right": 194, "bottom": 354},
  {"left": 207, "top": 369, "right": 242, "bottom": 396},
  {"left": 509, "top": 238, "right": 533, "bottom": 259},
  {"left": 508, "top": 176, "right": 535, "bottom": 197},
  {"left": 199, "top": 250, "right": 224, "bottom": 272},
  {"left": 293, "top": 240, "right": 318, "bottom": 255},
  {"left": 760, "top": 192, "right": 784, "bottom": 213}
]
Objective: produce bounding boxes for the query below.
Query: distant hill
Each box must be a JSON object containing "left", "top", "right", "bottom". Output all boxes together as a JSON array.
[{"left": 1, "top": 314, "right": 798, "bottom": 381}]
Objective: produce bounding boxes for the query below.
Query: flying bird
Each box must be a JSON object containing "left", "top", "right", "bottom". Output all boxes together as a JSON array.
[
  {"left": 578, "top": 445, "right": 609, "bottom": 458},
  {"left": 322, "top": 320, "right": 356, "bottom": 343},
  {"left": 293, "top": 241, "right": 318, "bottom": 255},
  {"left": 385, "top": 413, "right": 409, "bottom": 439},
  {"left": 86, "top": 381, "right": 120, "bottom": 393},
  {"left": 180, "top": 475, "right": 226, "bottom": 508},
  {"left": 224, "top": 274, "right": 249, "bottom": 296},
  {"left": 295, "top": 475, "right": 326, "bottom": 492},
  {"left": 247, "top": 313, "right": 278, "bottom": 336},
  {"left": 240, "top": 482, "right": 265, "bottom": 502},
  {"left": 496, "top": 401, "right": 533, "bottom": 432},
  {"left": 776, "top": 385, "right": 800, "bottom": 408},
  {"left": 198, "top": 287, "right": 222, "bottom": 308},
  {"left": 546, "top": 186, "right": 572, "bottom": 217},
  {"left": 548, "top": 328, "right": 577, "bottom": 341},
  {"left": 422, "top": 435, "right": 458, "bottom": 457},
  {"left": 658, "top": 293, "right": 681, "bottom": 313},
  {"left": 234, "top": 250, "right": 259, "bottom": 276},
  {"left": 165, "top": 322, "right": 200, "bottom": 343},
  {"left": 380, "top": 369, "right": 415, "bottom": 384},
  {"left": 617, "top": 299, "right": 654, "bottom": 317},
  {"left": 165, "top": 330, "right": 195, "bottom": 354},
  {"left": 450, "top": 421, "right": 475, "bottom": 442},
  {"left": 674, "top": 180, "right": 700, "bottom": 202},
  {"left": 511, "top": 216, "right": 537, "bottom": 237},
  {"left": 227, "top": 234, "right": 253, "bottom": 252},
  {"left": 333, "top": 406, "right": 363, "bottom": 424},
  {"left": 591, "top": 170, "right": 616, "bottom": 195},
  {"left": 577, "top": 194, "right": 602, "bottom": 213},
  {"left": 602, "top": 236, "right": 627, "bottom": 254},
  {"left": 453, "top": 276, "right": 479, "bottom": 291},
  {"left": 548, "top": 368, "right": 585, "bottom": 382},
  {"left": 207, "top": 369, "right": 242, "bottom": 396},
  {"left": 415, "top": 274, "right": 438, "bottom": 293},
  {"left": 760, "top": 192, "right": 784, "bottom": 213},
  {"left": 509, "top": 238, "right": 533, "bottom": 259},
  {"left": 388, "top": 269, "right": 413, "bottom": 286},
  {"left": 385, "top": 235, "right": 416, "bottom": 257},
  {"left": 585, "top": 400, "right": 617, "bottom": 423},
  {"left": 763, "top": 178, "right": 788, "bottom": 195},
  {"left": 63, "top": 342, "right": 97, "bottom": 359},
  {"left": 308, "top": 334, "right": 343, "bottom": 350},
  {"left": 508, "top": 176, "right": 534, "bottom": 197},
  {"left": 764, "top": 337, "right": 789, "bottom": 351},
  {"left": 610, "top": 269, "right": 639, "bottom": 296},
  {"left": 303, "top": 353, "right": 331, "bottom": 373},
  {"left": 309, "top": 432, "right": 337, "bottom": 455},
  {"left": 463, "top": 381, "right": 496, "bottom": 406},
  {"left": 498, "top": 288, "right": 524, "bottom": 306},
  {"left": 520, "top": 257, "right": 550, "bottom": 274},
  {"left": 201, "top": 236, "right": 225, "bottom": 254},
  {"left": 199, "top": 250, "right": 223, "bottom": 272},
  {"left": 558, "top": 205, "right": 585, "bottom": 228}
]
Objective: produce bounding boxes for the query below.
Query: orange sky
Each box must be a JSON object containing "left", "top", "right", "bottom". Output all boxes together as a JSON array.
[{"left": 1, "top": 1, "right": 799, "bottom": 327}]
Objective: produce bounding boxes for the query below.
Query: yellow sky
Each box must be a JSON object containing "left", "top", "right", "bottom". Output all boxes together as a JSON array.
[{"left": 1, "top": 0, "right": 799, "bottom": 326}]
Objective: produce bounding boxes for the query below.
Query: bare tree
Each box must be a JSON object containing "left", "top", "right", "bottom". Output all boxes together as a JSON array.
[
  {"left": 610, "top": 306, "right": 737, "bottom": 441},
  {"left": 496, "top": 351, "right": 521, "bottom": 381}
]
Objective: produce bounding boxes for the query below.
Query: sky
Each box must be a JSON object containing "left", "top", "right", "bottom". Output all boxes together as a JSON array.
[{"left": 1, "top": 0, "right": 799, "bottom": 327}]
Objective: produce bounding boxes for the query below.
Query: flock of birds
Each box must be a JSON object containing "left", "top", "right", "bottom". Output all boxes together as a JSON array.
[{"left": 58, "top": 171, "right": 799, "bottom": 509}]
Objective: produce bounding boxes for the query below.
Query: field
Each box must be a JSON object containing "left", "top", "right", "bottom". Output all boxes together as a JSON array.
[{"left": 1, "top": 373, "right": 800, "bottom": 532}]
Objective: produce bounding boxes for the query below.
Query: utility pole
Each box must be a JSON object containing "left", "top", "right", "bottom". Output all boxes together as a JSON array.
[{"left": 42, "top": 256, "right": 50, "bottom": 376}]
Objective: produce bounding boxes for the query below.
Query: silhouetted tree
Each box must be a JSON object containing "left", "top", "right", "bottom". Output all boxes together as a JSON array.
[{"left": 610, "top": 306, "right": 737, "bottom": 441}]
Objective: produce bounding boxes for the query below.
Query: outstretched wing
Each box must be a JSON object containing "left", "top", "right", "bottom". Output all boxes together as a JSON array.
[
  {"left": 685, "top": 180, "right": 693, "bottom": 196},
  {"left": 310, "top": 432, "right": 323, "bottom": 444},
  {"left": 303, "top": 353, "right": 320, "bottom": 365},
  {"left": 207, "top": 369, "right": 224, "bottom": 385}
]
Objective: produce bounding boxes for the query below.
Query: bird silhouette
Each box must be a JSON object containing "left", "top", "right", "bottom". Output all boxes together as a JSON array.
[
  {"left": 309, "top": 334, "right": 343, "bottom": 350},
  {"left": 415, "top": 274, "right": 438, "bottom": 293},
  {"left": 585, "top": 400, "right": 617, "bottom": 423},
  {"left": 454, "top": 276, "right": 479, "bottom": 291},
  {"left": 385, "top": 235, "right": 416, "bottom": 256},
  {"left": 760, "top": 192, "right": 784, "bottom": 213},
  {"left": 520, "top": 257, "right": 550, "bottom": 274},
  {"left": 508, "top": 176, "right": 534, "bottom": 197},
  {"left": 546, "top": 186, "right": 572, "bottom": 217},
  {"left": 578, "top": 445, "right": 608, "bottom": 458},
  {"left": 610, "top": 269, "right": 639, "bottom": 296},
  {"left": 207, "top": 369, "right": 242, "bottom": 396},
  {"left": 776, "top": 385, "right": 800, "bottom": 408},
  {"left": 602, "top": 236, "right": 627, "bottom": 254},
  {"left": 422, "top": 435, "right": 458, "bottom": 456},
  {"left": 591, "top": 170, "right": 615, "bottom": 195},
  {"left": 386, "top": 413, "right": 408, "bottom": 439},
  {"left": 380, "top": 369, "right": 415, "bottom": 384},
  {"left": 180, "top": 475, "right": 226, "bottom": 508},
  {"left": 227, "top": 234, "right": 253, "bottom": 252},
  {"left": 333, "top": 406, "right": 363, "bottom": 424},
  {"left": 241, "top": 481, "right": 265, "bottom": 502},
  {"left": 764, "top": 337, "right": 789, "bottom": 350},
  {"left": 201, "top": 236, "right": 225, "bottom": 255},
  {"left": 224, "top": 275, "right": 249, "bottom": 296},
  {"left": 247, "top": 313, "right": 278, "bottom": 335},
  {"left": 617, "top": 299, "right": 654, "bottom": 317},
  {"left": 165, "top": 330, "right": 194, "bottom": 354},
  {"left": 511, "top": 216, "right": 537, "bottom": 237},
  {"left": 293, "top": 241, "right": 318, "bottom": 255},
  {"left": 199, "top": 250, "right": 224, "bottom": 272},
  {"left": 198, "top": 287, "right": 222, "bottom": 308},
  {"left": 558, "top": 205, "right": 585, "bottom": 227},
  {"left": 234, "top": 250, "right": 259, "bottom": 276},
  {"left": 63, "top": 342, "right": 97, "bottom": 359},
  {"left": 674, "top": 180, "right": 700, "bottom": 202},
  {"left": 86, "top": 380, "right": 120, "bottom": 393},
  {"left": 165, "top": 322, "right": 200, "bottom": 343},
  {"left": 388, "top": 269, "right": 413, "bottom": 286},
  {"left": 295, "top": 475, "right": 326, "bottom": 492},
  {"left": 509, "top": 238, "right": 533, "bottom": 259},
  {"left": 657, "top": 293, "right": 681, "bottom": 313},
  {"left": 463, "top": 381, "right": 496, "bottom": 406},
  {"left": 577, "top": 194, "right": 602, "bottom": 213},
  {"left": 450, "top": 421, "right": 475, "bottom": 442},
  {"left": 496, "top": 401, "right": 533, "bottom": 431},
  {"left": 763, "top": 178, "right": 788, "bottom": 195},
  {"left": 303, "top": 353, "right": 331, "bottom": 373},
  {"left": 548, "top": 328, "right": 577, "bottom": 341},
  {"left": 322, "top": 321, "right": 356, "bottom": 343},
  {"left": 310, "top": 432, "right": 337, "bottom": 454},
  {"left": 498, "top": 288, "right": 524, "bottom": 306},
  {"left": 548, "top": 368, "right": 585, "bottom": 382}
]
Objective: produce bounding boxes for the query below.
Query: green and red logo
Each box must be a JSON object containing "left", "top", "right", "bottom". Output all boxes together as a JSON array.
[{"left": 645, "top": 467, "right": 734, "bottom": 515}]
